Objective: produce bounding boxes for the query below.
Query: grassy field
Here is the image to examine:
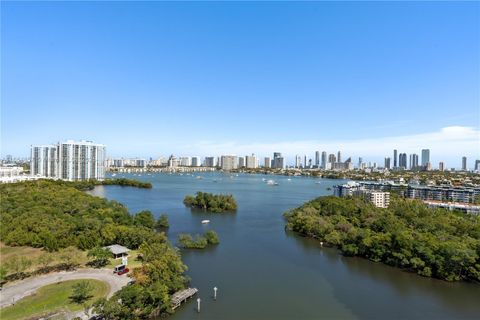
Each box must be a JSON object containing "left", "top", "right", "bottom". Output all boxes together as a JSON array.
[
  {"left": 1, "top": 243, "right": 141, "bottom": 276},
  {"left": 0, "top": 279, "right": 109, "bottom": 320},
  {"left": 0, "top": 243, "right": 89, "bottom": 275},
  {"left": 106, "top": 249, "right": 142, "bottom": 269}
]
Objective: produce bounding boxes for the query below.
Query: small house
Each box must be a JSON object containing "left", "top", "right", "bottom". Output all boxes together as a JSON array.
[{"left": 104, "top": 244, "right": 130, "bottom": 259}]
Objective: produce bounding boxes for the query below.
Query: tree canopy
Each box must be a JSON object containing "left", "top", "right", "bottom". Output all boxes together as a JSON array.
[
  {"left": 0, "top": 180, "right": 160, "bottom": 251},
  {"left": 284, "top": 195, "right": 480, "bottom": 282},
  {"left": 183, "top": 192, "right": 237, "bottom": 213}
]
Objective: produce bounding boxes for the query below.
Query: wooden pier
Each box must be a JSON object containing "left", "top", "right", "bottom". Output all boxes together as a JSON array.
[{"left": 171, "top": 287, "right": 198, "bottom": 310}]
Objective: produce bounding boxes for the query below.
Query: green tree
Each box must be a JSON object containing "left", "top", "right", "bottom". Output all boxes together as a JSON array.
[
  {"left": 87, "top": 246, "right": 111, "bottom": 268},
  {"left": 204, "top": 230, "right": 220, "bottom": 245},
  {"left": 134, "top": 210, "right": 155, "bottom": 229},
  {"left": 69, "top": 281, "right": 94, "bottom": 304},
  {"left": 156, "top": 214, "right": 169, "bottom": 229}
]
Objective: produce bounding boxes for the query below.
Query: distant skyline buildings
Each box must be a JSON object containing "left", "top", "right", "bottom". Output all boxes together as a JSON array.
[{"left": 9, "top": 139, "right": 480, "bottom": 171}]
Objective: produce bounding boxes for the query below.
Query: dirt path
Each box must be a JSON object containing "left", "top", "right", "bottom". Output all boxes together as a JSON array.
[{"left": 0, "top": 268, "right": 130, "bottom": 308}]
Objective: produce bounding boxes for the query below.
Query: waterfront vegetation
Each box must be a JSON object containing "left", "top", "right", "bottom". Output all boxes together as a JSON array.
[
  {"left": 0, "top": 279, "right": 108, "bottom": 320},
  {"left": 0, "top": 180, "right": 160, "bottom": 252},
  {"left": 66, "top": 178, "right": 152, "bottom": 191},
  {"left": 94, "top": 241, "right": 188, "bottom": 318},
  {"left": 178, "top": 230, "right": 220, "bottom": 249},
  {"left": 183, "top": 192, "right": 237, "bottom": 212},
  {"left": 0, "top": 179, "right": 189, "bottom": 318},
  {"left": 284, "top": 196, "right": 480, "bottom": 282}
]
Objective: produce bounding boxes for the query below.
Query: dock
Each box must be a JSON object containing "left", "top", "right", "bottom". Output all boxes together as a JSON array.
[{"left": 171, "top": 287, "right": 199, "bottom": 310}]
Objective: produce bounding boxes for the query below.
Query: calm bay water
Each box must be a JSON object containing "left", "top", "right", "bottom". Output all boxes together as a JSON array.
[{"left": 89, "top": 172, "right": 480, "bottom": 320}]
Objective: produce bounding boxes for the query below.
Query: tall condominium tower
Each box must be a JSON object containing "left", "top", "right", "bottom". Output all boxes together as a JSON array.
[
  {"left": 245, "top": 154, "right": 258, "bottom": 169},
  {"left": 421, "top": 149, "right": 430, "bottom": 166},
  {"left": 30, "top": 145, "right": 58, "bottom": 177},
  {"left": 409, "top": 154, "right": 419, "bottom": 169},
  {"left": 337, "top": 151, "right": 342, "bottom": 163},
  {"left": 221, "top": 155, "right": 238, "bottom": 171},
  {"left": 315, "top": 151, "right": 320, "bottom": 167},
  {"left": 264, "top": 157, "right": 271, "bottom": 168},
  {"left": 58, "top": 140, "right": 106, "bottom": 180},
  {"left": 384, "top": 157, "right": 391, "bottom": 169},
  {"left": 399, "top": 153, "right": 407, "bottom": 169},
  {"left": 32, "top": 140, "right": 106, "bottom": 181},
  {"left": 295, "top": 155, "right": 301, "bottom": 168},
  {"left": 272, "top": 152, "right": 284, "bottom": 169},
  {"left": 462, "top": 156, "right": 467, "bottom": 171},
  {"left": 321, "top": 151, "right": 327, "bottom": 169},
  {"left": 204, "top": 157, "right": 216, "bottom": 167},
  {"left": 439, "top": 161, "right": 445, "bottom": 171},
  {"left": 328, "top": 154, "right": 336, "bottom": 164},
  {"left": 393, "top": 149, "right": 398, "bottom": 168}
]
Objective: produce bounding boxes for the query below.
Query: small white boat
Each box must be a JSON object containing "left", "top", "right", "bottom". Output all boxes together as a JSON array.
[
  {"left": 267, "top": 179, "right": 279, "bottom": 186},
  {"left": 112, "top": 173, "right": 117, "bottom": 177},
  {"left": 201, "top": 220, "right": 210, "bottom": 224}
]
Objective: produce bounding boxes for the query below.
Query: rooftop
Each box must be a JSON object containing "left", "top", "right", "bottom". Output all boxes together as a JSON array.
[{"left": 104, "top": 244, "right": 130, "bottom": 255}]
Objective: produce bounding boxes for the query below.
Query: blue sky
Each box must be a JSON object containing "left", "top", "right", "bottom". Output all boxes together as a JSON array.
[{"left": 1, "top": 1, "right": 479, "bottom": 167}]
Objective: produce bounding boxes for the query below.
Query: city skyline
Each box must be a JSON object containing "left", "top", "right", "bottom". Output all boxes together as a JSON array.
[{"left": 1, "top": 2, "right": 479, "bottom": 164}]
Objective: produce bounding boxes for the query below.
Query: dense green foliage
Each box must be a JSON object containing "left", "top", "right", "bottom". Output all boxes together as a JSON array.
[
  {"left": 183, "top": 192, "right": 237, "bottom": 213},
  {"left": 69, "top": 178, "right": 152, "bottom": 191},
  {"left": 178, "top": 234, "right": 208, "bottom": 249},
  {"left": 94, "top": 242, "right": 188, "bottom": 319},
  {"left": 0, "top": 180, "right": 189, "bottom": 318},
  {"left": 155, "top": 214, "right": 170, "bottom": 229},
  {"left": 284, "top": 196, "right": 480, "bottom": 282},
  {"left": 0, "top": 180, "right": 162, "bottom": 251},
  {"left": 178, "top": 231, "right": 220, "bottom": 249}
]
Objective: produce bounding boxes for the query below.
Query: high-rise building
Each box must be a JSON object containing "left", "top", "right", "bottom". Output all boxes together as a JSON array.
[
  {"left": 304, "top": 155, "right": 307, "bottom": 168},
  {"left": 264, "top": 157, "right": 271, "bottom": 168},
  {"left": 358, "top": 157, "right": 363, "bottom": 168},
  {"left": 475, "top": 160, "right": 480, "bottom": 171},
  {"left": 59, "top": 140, "right": 106, "bottom": 180},
  {"left": 409, "top": 154, "right": 419, "bottom": 170},
  {"left": 399, "top": 153, "right": 407, "bottom": 169},
  {"left": 221, "top": 155, "right": 238, "bottom": 171},
  {"left": 30, "top": 145, "right": 58, "bottom": 177},
  {"left": 384, "top": 157, "right": 391, "bottom": 169},
  {"left": 32, "top": 140, "right": 106, "bottom": 181},
  {"left": 191, "top": 156, "right": 201, "bottom": 167},
  {"left": 238, "top": 157, "right": 245, "bottom": 168},
  {"left": 315, "top": 151, "right": 320, "bottom": 167},
  {"left": 272, "top": 152, "right": 284, "bottom": 169},
  {"left": 245, "top": 154, "right": 258, "bottom": 169},
  {"left": 204, "top": 157, "right": 216, "bottom": 167},
  {"left": 337, "top": 151, "right": 342, "bottom": 163},
  {"left": 393, "top": 149, "right": 398, "bottom": 168},
  {"left": 439, "top": 161, "right": 445, "bottom": 171},
  {"left": 462, "top": 156, "right": 467, "bottom": 171},
  {"left": 295, "top": 155, "right": 301, "bottom": 168},
  {"left": 179, "top": 157, "right": 191, "bottom": 167},
  {"left": 328, "top": 154, "right": 336, "bottom": 164},
  {"left": 421, "top": 149, "right": 430, "bottom": 166},
  {"left": 321, "top": 151, "right": 327, "bottom": 169}
]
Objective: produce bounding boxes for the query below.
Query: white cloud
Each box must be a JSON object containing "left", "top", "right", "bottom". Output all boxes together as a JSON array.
[{"left": 180, "top": 126, "right": 480, "bottom": 166}]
